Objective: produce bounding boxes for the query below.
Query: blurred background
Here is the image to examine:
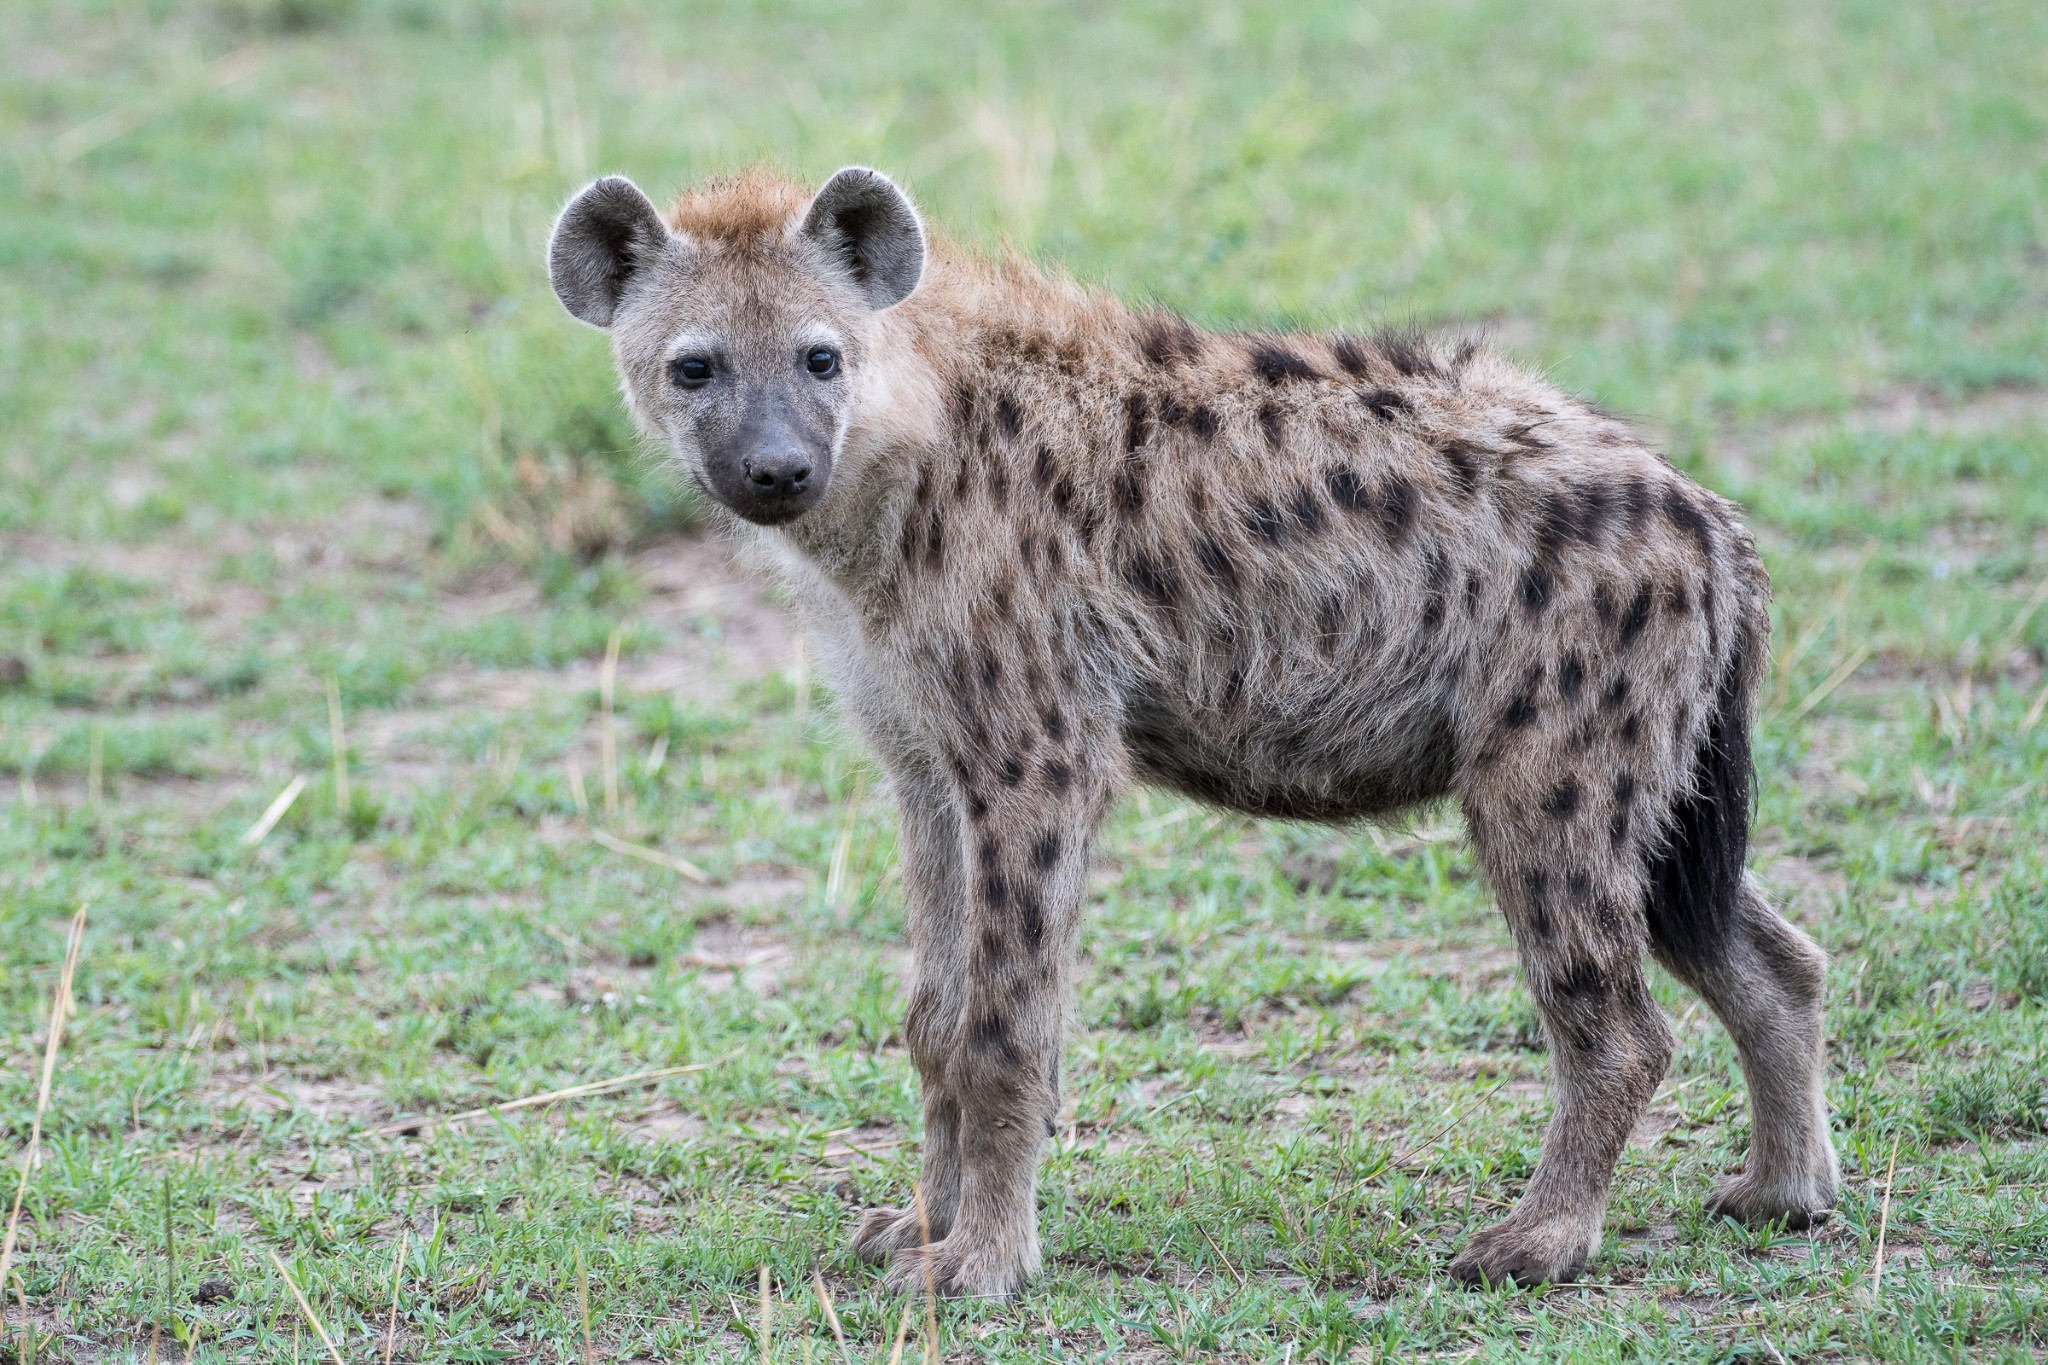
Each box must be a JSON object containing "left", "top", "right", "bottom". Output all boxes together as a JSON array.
[{"left": 2, "top": 1, "right": 2045, "bottom": 1360}]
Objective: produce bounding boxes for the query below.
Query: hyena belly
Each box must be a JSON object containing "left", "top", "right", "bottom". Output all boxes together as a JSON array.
[{"left": 1121, "top": 651, "right": 1461, "bottom": 821}]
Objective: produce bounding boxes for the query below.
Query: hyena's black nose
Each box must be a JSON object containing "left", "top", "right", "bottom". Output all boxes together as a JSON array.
[{"left": 743, "top": 452, "right": 812, "bottom": 496}]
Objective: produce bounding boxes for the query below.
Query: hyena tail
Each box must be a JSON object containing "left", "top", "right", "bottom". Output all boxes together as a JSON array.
[{"left": 1644, "top": 609, "right": 1765, "bottom": 966}]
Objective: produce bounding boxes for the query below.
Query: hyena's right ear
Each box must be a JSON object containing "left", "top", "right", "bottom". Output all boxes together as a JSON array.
[{"left": 548, "top": 176, "right": 670, "bottom": 329}]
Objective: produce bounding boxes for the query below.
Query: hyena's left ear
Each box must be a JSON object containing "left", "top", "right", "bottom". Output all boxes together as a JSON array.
[
  {"left": 800, "top": 167, "right": 926, "bottom": 310},
  {"left": 549, "top": 176, "right": 670, "bottom": 329}
]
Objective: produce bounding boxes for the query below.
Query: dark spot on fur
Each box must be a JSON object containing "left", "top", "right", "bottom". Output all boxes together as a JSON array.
[
  {"left": 966, "top": 790, "right": 988, "bottom": 822},
  {"left": 1195, "top": 535, "right": 1239, "bottom": 587},
  {"left": 1503, "top": 691, "right": 1540, "bottom": 728},
  {"left": 1438, "top": 439, "right": 1484, "bottom": 497},
  {"left": 1378, "top": 331, "right": 1438, "bottom": 378},
  {"left": 979, "top": 649, "right": 1002, "bottom": 691},
  {"left": 1463, "top": 572, "right": 1481, "bottom": 614},
  {"left": 1524, "top": 869, "right": 1551, "bottom": 938},
  {"left": 1602, "top": 674, "right": 1630, "bottom": 710},
  {"left": 1544, "top": 779, "right": 1582, "bottom": 818},
  {"left": 1519, "top": 566, "right": 1552, "bottom": 615},
  {"left": 1331, "top": 334, "right": 1372, "bottom": 377},
  {"left": 1138, "top": 314, "right": 1202, "bottom": 366},
  {"left": 1188, "top": 405, "right": 1219, "bottom": 440},
  {"left": 1593, "top": 582, "right": 1616, "bottom": 624},
  {"left": 1019, "top": 533, "right": 1036, "bottom": 570},
  {"left": 1019, "top": 890, "right": 1044, "bottom": 951},
  {"left": 998, "top": 754, "right": 1025, "bottom": 787},
  {"left": 989, "top": 463, "right": 1009, "bottom": 508},
  {"left": 971, "top": 1011, "right": 1021, "bottom": 1064},
  {"left": 1326, "top": 464, "right": 1367, "bottom": 511},
  {"left": 1042, "top": 706, "right": 1067, "bottom": 743},
  {"left": 1619, "top": 712, "right": 1641, "bottom": 746},
  {"left": 1376, "top": 476, "right": 1417, "bottom": 543},
  {"left": 995, "top": 395, "right": 1021, "bottom": 439},
  {"left": 1124, "top": 391, "right": 1152, "bottom": 453},
  {"left": 1031, "top": 833, "right": 1061, "bottom": 871},
  {"left": 1662, "top": 485, "right": 1716, "bottom": 553},
  {"left": 924, "top": 509, "right": 945, "bottom": 566},
  {"left": 1247, "top": 339, "right": 1317, "bottom": 384},
  {"left": 1258, "top": 403, "right": 1284, "bottom": 448},
  {"left": 980, "top": 928, "right": 1007, "bottom": 964},
  {"left": 1566, "top": 869, "right": 1592, "bottom": 899},
  {"left": 1052, "top": 476, "right": 1075, "bottom": 516},
  {"left": 1246, "top": 497, "right": 1285, "bottom": 544},
  {"left": 1361, "top": 389, "right": 1409, "bottom": 422},
  {"left": 1559, "top": 652, "right": 1585, "bottom": 701},
  {"left": 1666, "top": 582, "right": 1691, "bottom": 615},
  {"left": 1124, "top": 551, "right": 1182, "bottom": 609},
  {"left": 1290, "top": 484, "right": 1324, "bottom": 534},
  {"left": 980, "top": 864, "right": 1009, "bottom": 908},
  {"left": 1618, "top": 586, "right": 1655, "bottom": 648},
  {"left": 1034, "top": 445, "right": 1057, "bottom": 490},
  {"left": 1045, "top": 759, "right": 1072, "bottom": 793}
]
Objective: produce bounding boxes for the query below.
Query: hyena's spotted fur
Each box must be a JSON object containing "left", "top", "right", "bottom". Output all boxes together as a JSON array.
[{"left": 549, "top": 166, "right": 1839, "bottom": 1296}]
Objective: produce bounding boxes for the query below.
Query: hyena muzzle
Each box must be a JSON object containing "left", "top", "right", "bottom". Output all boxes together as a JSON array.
[{"left": 547, "top": 165, "right": 1839, "bottom": 1296}]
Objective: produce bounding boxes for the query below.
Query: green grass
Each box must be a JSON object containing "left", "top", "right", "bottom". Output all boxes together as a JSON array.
[{"left": 4, "top": 0, "right": 2047, "bottom": 1359}]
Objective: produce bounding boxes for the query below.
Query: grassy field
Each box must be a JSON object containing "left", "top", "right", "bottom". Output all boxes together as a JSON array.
[{"left": 3, "top": 0, "right": 2046, "bottom": 1359}]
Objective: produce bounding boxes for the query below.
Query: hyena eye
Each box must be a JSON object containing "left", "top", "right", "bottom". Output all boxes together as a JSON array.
[
  {"left": 805, "top": 347, "right": 841, "bottom": 378},
  {"left": 670, "top": 355, "right": 713, "bottom": 387}
]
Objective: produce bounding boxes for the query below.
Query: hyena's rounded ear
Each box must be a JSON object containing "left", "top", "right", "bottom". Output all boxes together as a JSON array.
[
  {"left": 548, "top": 176, "right": 670, "bottom": 329},
  {"left": 800, "top": 166, "right": 926, "bottom": 310}
]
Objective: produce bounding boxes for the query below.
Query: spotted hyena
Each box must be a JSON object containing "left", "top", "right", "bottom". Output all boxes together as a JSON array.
[{"left": 547, "top": 166, "right": 1838, "bottom": 1296}]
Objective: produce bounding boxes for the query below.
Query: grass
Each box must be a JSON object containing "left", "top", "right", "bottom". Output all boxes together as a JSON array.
[{"left": 2, "top": 0, "right": 2046, "bottom": 1359}]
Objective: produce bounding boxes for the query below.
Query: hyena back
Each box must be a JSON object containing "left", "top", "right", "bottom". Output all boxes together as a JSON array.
[{"left": 549, "top": 166, "right": 1838, "bottom": 1295}]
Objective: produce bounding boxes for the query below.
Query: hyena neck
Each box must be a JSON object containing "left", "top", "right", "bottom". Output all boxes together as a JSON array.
[{"left": 773, "top": 251, "right": 1095, "bottom": 599}]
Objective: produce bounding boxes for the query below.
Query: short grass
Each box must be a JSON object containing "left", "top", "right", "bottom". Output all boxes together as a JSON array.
[{"left": 3, "top": 0, "right": 2046, "bottom": 1360}]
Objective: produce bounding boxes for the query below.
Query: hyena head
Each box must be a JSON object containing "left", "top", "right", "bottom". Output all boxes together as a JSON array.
[{"left": 547, "top": 167, "right": 925, "bottom": 526}]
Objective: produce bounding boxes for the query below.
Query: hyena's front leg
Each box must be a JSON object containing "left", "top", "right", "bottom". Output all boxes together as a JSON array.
[
  {"left": 882, "top": 743, "right": 1107, "bottom": 1299},
  {"left": 851, "top": 756, "right": 968, "bottom": 1260},
  {"left": 1453, "top": 797, "right": 1675, "bottom": 1287}
]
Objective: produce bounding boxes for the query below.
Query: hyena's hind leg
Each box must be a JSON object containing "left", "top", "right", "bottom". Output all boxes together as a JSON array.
[
  {"left": 1452, "top": 786, "right": 1676, "bottom": 1287},
  {"left": 850, "top": 757, "right": 968, "bottom": 1261},
  {"left": 1650, "top": 872, "right": 1837, "bottom": 1226}
]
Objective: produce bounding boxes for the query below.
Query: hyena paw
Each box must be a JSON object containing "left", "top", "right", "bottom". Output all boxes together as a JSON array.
[
  {"left": 1449, "top": 1215, "right": 1602, "bottom": 1288},
  {"left": 1706, "top": 1167, "right": 1838, "bottom": 1229},
  {"left": 849, "top": 1206, "right": 939, "bottom": 1264},
  {"left": 882, "top": 1234, "right": 1039, "bottom": 1300}
]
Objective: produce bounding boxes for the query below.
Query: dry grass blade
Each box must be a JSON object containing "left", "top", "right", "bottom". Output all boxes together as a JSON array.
[
  {"left": 757, "top": 1263, "right": 771, "bottom": 1365},
  {"left": 591, "top": 828, "right": 710, "bottom": 884},
  {"left": 576, "top": 1245, "right": 593, "bottom": 1365},
  {"left": 1789, "top": 645, "right": 1874, "bottom": 722},
  {"left": 600, "top": 626, "right": 621, "bottom": 817},
  {"left": 0, "top": 904, "right": 88, "bottom": 1331},
  {"left": 326, "top": 676, "right": 349, "bottom": 810},
  {"left": 268, "top": 1251, "right": 346, "bottom": 1365},
  {"left": 375, "top": 1057, "right": 723, "bottom": 1136},
  {"left": 1869, "top": 1132, "right": 1903, "bottom": 1301},
  {"left": 914, "top": 1184, "right": 938, "bottom": 1364},
  {"left": 241, "top": 774, "right": 308, "bottom": 846},
  {"left": 812, "top": 1271, "right": 853, "bottom": 1365},
  {"left": 1992, "top": 572, "right": 2048, "bottom": 659},
  {"left": 384, "top": 1229, "right": 409, "bottom": 1365},
  {"left": 2023, "top": 679, "right": 2048, "bottom": 733},
  {"left": 885, "top": 1299, "right": 915, "bottom": 1365}
]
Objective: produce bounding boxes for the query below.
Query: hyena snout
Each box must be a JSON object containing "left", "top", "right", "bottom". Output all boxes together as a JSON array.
[{"left": 704, "top": 408, "right": 835, "bottom": 525}]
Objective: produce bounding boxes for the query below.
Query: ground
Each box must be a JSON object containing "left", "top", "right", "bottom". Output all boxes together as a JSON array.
[{"left": 2, "top": 1, "right": 2046, "bottom": 1361}]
